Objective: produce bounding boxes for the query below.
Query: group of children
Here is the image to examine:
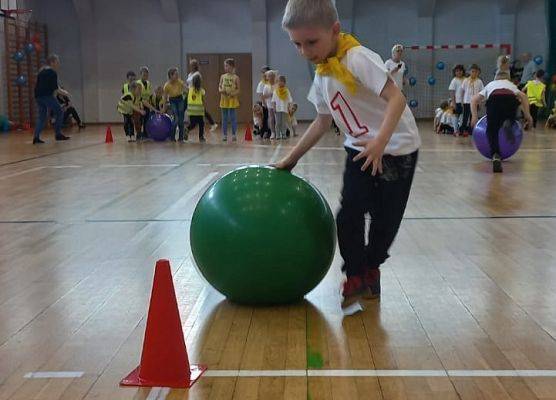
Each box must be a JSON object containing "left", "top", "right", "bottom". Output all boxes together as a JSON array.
[
  {"left": 436, "top": 57, "right": 553, "bottom": 136},
  {"left": 117, "top": 58, "right": 243, "bottom": 142},
  {"left": 434, "top": 64, "right": 485, "bottom": 136},
  {"left": 253, "top": 67, "right": 299, "bottom": 140}
]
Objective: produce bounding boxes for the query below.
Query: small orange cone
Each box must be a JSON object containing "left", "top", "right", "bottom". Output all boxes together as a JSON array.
[
  {"left": 120, "top": 259, "right": 206, "bottom": 388},
  {"left": 105, "top": 125, "right": 114, "bottom": 143},
  {"left": 244, "top": 123, "right": 252, "bottom": 141}
]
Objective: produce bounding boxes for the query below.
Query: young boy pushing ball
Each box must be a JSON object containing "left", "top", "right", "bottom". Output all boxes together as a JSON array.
[{"left": 275, "top": 0, "right": 421, "bottom": 308}]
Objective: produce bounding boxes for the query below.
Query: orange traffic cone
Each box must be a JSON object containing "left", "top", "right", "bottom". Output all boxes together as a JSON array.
[
  {"left": 105, "top": 125, "right": 114, "bottom": 143},
  {"left": 244, "top": 123, "right": 252, "bottom": 141},
  {"left": 120, "top": 259, "right": 206, "bottom": 388}
]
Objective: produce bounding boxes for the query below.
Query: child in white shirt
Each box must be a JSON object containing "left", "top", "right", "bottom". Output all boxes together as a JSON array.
[
  {"left": 460, "top": 64, "right": 484, "bottom": 135},
  {"left": 271, "top": 75, "right": 293, "bottom": 140},
  {"left": 275, "top": 0, "right": 420, "bottom": 308}
]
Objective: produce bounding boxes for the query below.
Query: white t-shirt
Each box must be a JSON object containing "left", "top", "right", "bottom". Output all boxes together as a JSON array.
[
  {"left": 186, "top": 71, "right": 201, "bottom": 87},
  {"left": 256, "top": 80, "right": 266, "bottom": 94},
  {"left": 384, "top": 59, "right": 406, "bottom": 89},
  {"left": 449, "top": 77, "right": 465, "bottom": 103},
  {"left": 263, "top": 84, "right": 274, "bottom": 108},
  {"left": 308, "top": 46, "right": 421, "bottom": 155},
  {"left": 440, "top": 111, "right": 458, "bottom": 130},
  {"left": 460, "top": 78, "right": 484, "bottom": 104},
  {"left": 272, "top": 89, "right": 293, "bottom": 113},
  {"left": 479, "top": 79, "right": 520, "bottom": 99},
  {"left": 435, "top": 108, "right": 444, "bottom": 121}
]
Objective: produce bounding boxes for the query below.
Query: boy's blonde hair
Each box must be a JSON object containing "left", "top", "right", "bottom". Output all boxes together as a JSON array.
[{"left": 282, "top": 0, "right": 338, "bottom": 30}]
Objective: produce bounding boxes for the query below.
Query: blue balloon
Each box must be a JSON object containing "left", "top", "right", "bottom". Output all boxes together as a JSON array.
[
  {"left": 409, "top": 76, "right": 417, "bottom": 86},
  {"left": 427, "top": 76, "right": 436, "bottom": 85},
  {"left": 24, "top": 42, "right": 35, "bottom": 54},
  {"left": 15, "top": 75, "right": 27, "bottom": 86},
  {"left": 436, "top": 61, "right": 445, "bottom": 70},
  {"left": 534, "top": 55, "right": 543, "bottom": 65},
  {"left": 409, "top": 100, "right": 418, "bottom": 108},
  {"left": 12, "top": 51, "right": 25, "bottom": 62}
]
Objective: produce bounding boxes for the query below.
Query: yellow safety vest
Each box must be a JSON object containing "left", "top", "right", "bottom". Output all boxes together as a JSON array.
[
  {"left": 187, "top": 88, "right": 205, "bottom": 116},
  {"left": 122, "top": 82, "right": 132, "bottom": 96},
  {"left": 137, "top": 79, "right": 153, "bottom": 102},
  {"left": 525, "top": 80, "right": 545, "bottom": 107},
  {"left": 117, "top": 93, "right": 135, "bottom": 115}
]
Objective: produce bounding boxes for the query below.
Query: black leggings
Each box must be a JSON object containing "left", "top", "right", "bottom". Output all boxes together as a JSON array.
[
  {"left": 485, "top": 94, "right": 520, "bottom": 156},
  {"left": 123, "top": 114, "right": 134, "bottom": 136},
  {"left": 461, "top": 103, "right": 472, "bottom": 133},
  {"left": 63, "top": 106, "right": 82, "bottom": 125},
  {"left": 205, "top": 111, "right": 215, "bottom": 125},
  {"left": 187, "top": 115, "right": 205, "bottom": 140},
  {"left": 530, "top": 104, "right": 539, "bottom": 128},
  {"left": 337, "top": 148, "right": 418, "bottom": 277}
]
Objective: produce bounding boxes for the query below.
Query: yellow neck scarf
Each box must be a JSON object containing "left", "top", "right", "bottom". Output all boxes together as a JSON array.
[
  {"left": 315, "top": 32, "right": 361, "bottom": 94},
  {"left": 276, "top": 86, "right": 289, "bottom": 101}
]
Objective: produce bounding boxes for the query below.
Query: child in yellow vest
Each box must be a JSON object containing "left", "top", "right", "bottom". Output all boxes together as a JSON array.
[
  {"left": 523, "top": 69, "right": 546, "bottom": 128},
  {"left": 122, "top": 70, "right": 136, "bottom": 96},
  {"left": 117, "top": 81, "right": 146, "bottom": 142},
  {"left": 219, "top": 58, "right": 240, "bottom": 141},
  {"left": 151, "top": 86, "right": 167, "bottom": 113},
  {"left": 275, "top": 0, "right": 420, "bottom": 309},
  {"left": 137, "top": 66, "right": 157, "bottom": 138},
  {"left": 186, "top": 74, "right": 207, "bottom": 142}
]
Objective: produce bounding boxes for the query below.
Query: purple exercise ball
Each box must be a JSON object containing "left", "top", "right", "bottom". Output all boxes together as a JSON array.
[
  {"left": 472, "top": 116, "right": 523, "bottom": 160},
  {"left": 146, "top": 113, "right": 172, "bottom": 141}
]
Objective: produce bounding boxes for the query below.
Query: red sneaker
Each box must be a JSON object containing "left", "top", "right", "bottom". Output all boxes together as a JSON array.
[
  {"left": 341, "top": 276, "right": 367, "bottom": 308},
  {"left": 363, "top": 269, "right": 381, "bottom": 300},
  {"left": 462, "top": 131, "right": 469, "bottom": 137}
]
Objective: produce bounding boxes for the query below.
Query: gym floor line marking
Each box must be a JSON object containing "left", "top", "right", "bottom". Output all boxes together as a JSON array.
[
  {"left": 24, "top": 371, "right": 84, "bottom": 378},
  {"left": 203, "top": 369, "right": 556, "bottom": 378},
  {"left": 0, "top": 165, "right": 83, "bottom": 180},
  {"left": 146, "top": 387, "right": 170, "bottom": 400},
  {"left": 5, "top": 214, "right": 556, "bottom": 225},
  {"left": 100, "top": 164, "right": 180, "bottom": 168},
  {"left": 269, "top": 143, "right": 283, "bottom": 164}
]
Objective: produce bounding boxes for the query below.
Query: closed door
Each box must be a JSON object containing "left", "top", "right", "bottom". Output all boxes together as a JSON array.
[{"left": 187, "top": 53, "right": 252, "bottom": 123}]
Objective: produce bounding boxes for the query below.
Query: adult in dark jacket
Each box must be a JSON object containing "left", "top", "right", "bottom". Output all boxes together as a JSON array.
[{"left": 33, "top": 54, "right": 70, "bottom": 144}]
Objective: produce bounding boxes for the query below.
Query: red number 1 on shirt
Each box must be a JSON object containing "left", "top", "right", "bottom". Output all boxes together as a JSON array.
[{"left": 330, "top": 91, "right": 369, "bottom": 137}]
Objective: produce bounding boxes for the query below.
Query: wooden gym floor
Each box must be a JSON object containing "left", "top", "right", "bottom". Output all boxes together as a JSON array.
[{"left": 1, "top": 122, "right": 556, "bottom": 399}]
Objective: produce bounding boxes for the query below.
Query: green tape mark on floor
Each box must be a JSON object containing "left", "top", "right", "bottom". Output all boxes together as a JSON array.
[{"left": 307, "top": 348, "right": 324, "bottom": 369}]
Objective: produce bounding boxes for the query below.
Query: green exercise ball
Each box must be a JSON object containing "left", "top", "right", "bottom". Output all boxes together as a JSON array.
[{"left": 190, "top": 166, "right": 336, "bottom": 305}]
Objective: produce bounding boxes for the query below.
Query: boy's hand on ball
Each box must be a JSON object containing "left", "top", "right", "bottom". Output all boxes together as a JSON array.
[
  {"left": 353, "top": 137, "right": 387, "bottom": 176},
  {"left": 273, "top": 157, "right": 297, "bottom": 171},
  {"left": 525, "top": 115, "right": 533, "bottom": 129},
  {"left": 471, "top": 117, "right": 478, "bottom": 129}
]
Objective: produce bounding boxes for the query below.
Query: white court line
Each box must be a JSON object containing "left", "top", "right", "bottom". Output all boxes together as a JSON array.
[
  {"left": 269, "top": 144, "right": 283, "bottom": 164},
  {"left": 0, "top": 165, "right": 82, "bottom": 181},
  {"left": 146, "top": 387, "right": 170, "bottom": 400},
  {"left": 24, "top": 371, "right": 84, "bottom": 378},
  {"left": 0, "top": 167, "right": 44, "bottom": 180},
  {"left": 100, "top": 164, "right": 180, "bottom": 168},
  {"left": 203, "top": 369, "right": 556, "bottom": 378},
  {"left": 157, "top": 172, "right": 219, "bottom": 219},
  {"left": 22, "top": 369, "right": 556, "bottom": 380}
]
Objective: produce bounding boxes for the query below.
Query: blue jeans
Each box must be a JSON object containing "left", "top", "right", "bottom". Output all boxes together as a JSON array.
[
  {"left": 221, "top": 108, "right": 237, "bottom": 137},
  {"left": 169, "top": 97, "right": 185, "bottom": 140},
  {"left": 34, "top": 95, "right": 63, "bottom": 139}
]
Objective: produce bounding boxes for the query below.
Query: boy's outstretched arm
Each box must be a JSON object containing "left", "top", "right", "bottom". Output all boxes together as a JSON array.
[
  {"left": 274, "top": 113, "right": 333, "bottom": 170},
  {"left": 353, "top": 79, "right": 406, "bottom": 175}
]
